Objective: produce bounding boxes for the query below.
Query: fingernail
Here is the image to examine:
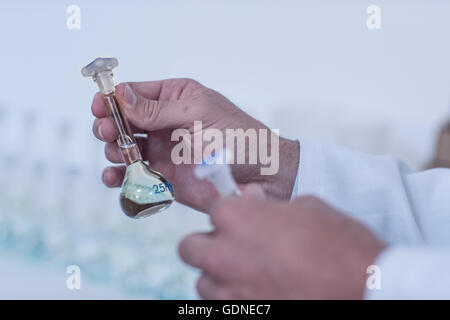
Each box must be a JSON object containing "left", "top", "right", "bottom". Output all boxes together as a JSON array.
[
  {"left": 98, "top": 124, "right": 104, "bottom": 139},
  {"left": 122, "top": 83, "right": 137, "bottom": 107}
]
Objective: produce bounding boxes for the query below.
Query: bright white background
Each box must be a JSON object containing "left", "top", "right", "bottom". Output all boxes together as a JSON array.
[{"left": 0, "top": 0, "right": 449, "bottom": 299}]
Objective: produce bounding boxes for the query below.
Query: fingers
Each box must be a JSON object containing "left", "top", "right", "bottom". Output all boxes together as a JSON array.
[
  {"left": 92, "top": 117, "right": 146, "bottom": 142},
  {"left": 209, "top": 199, "right": 241, "bottom": 231},
  {"left": 179, "top": 231, "right": 254, "bottom": 299},
  {"left": 104, "top": 137, "right": 147, "bottom": 164},
  {"left": 91, "top": 92, "right": 108, "bottom": 118},
  {"left": 179, "top": 232, "right": 244, "bottom": 282},
  {"left": 115, "top": 81, "right": 194, "bottom": 131},
  {"left": 91, "top": 81, "right": 164, "bottom": 118},
  {"left": 91, "top": 91, "right": 146, "bottom": 143},
  {"left": 92, "top": 78, "right": 203, "bottom": 136},
  {"left": 121, "top": 80, "right": 164, "bottom": 100},
  {"left": 102, "top": 165, "right": 126, "bottom": 188},
  {"left": 121, "top": 78, "right": 200, "bottom": 102},
  {"left": 209, "top": 184, "right": 266, "bottom": 230},
  {"left": 178, "top": 232, "right": 215, "bottom": 269},
  {"left": 93, "top": 117, "right": 118, "bottom": 143}
]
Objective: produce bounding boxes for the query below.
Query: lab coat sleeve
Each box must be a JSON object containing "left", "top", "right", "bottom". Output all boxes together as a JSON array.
[
  {"left": 295, "top": 140, "right": 450, "bottom": 245},
  {"left": 294, "top": 140, "right": 450, "bottom": 299},
  {"left": 364, "top": 246, "right": 450, "bottom": 299}
]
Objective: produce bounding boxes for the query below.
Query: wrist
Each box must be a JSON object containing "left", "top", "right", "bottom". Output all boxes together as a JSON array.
[{"left": 263, "top": 137, "right": 300, "bottom": 201}]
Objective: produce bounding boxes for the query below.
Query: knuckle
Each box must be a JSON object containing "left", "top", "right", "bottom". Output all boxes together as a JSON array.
[
  {"left": 181, "top": 78, "right": 198, "bottom": 86},
  {"left": 141, "top": 99, "right": 160, "bottom": 122},
  {"left": 165, "top": 78, "right": 198, "bottom": 90}
]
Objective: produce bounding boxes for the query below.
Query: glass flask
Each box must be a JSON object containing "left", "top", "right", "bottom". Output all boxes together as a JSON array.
[{"left": 82, "top": 58, "right": 174, "bottom": 218}]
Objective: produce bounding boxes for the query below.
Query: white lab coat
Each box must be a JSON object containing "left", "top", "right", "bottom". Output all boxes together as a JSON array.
[{"left": 293, "top": 141, "right": 450, "bottom": 299}]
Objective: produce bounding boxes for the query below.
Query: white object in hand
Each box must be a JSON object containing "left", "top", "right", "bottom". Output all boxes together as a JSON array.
[{"left": 194, "top": 149, "right": 241, "bottom": 197}]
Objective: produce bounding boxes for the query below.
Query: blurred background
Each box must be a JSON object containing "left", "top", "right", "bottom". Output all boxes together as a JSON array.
[{"left": 0, "top": 0, "right": 449, "bottom": 299}]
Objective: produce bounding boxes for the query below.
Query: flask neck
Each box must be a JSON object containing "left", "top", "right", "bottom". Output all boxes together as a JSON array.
[{"left": 102, "top": 93, "right": 143, "bottom": 166}]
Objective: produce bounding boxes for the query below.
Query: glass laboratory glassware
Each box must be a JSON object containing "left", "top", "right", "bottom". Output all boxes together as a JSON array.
[{"left": 82, "top": 58, "right": 174, "bottom": 218}]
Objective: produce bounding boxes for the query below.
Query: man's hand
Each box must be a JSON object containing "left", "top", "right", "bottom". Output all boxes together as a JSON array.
[
  {"left": 91, "top": 79, "right": 299, "bottom": 212},
  {"left": 178, "top": 186, "right": 385, "bottom": 299}
]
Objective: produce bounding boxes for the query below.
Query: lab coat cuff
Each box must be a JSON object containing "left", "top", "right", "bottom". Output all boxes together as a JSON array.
[{"left": 294, "top": 140, "right": 324, "bottom": 198}]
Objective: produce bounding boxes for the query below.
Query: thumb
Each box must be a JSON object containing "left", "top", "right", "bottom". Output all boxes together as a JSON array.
[{"left": 115, "top": 82, "right": 186, "bottom": 131}]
